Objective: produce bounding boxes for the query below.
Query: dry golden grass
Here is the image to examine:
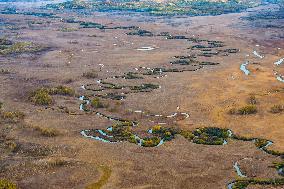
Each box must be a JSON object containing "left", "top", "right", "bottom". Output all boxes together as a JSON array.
[{"left": 85, "top": 166, "right": 111, "bottom": 189}]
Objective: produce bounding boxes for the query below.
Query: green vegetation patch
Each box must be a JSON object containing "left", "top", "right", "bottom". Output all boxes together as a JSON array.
[
  {"left": 150, "top": 125, "right": 179, "bottom": 141},
  {"left": 31, "top": 86, "right": 75, "bottom": 105},
  {"left": 47, "top": 0, "right": 256, "bottom": 17},
  {"left": 0, "top": 38, "right": 46, "bottom": 55},
  {"left": 232, "top": 178, "right": 284, "bottom": 189},
  {"left": 141, "top": 137, "right": 161, "bottom": 147},
  {"left": 192, "top": 127, "right": 230, "bottom": 145}
]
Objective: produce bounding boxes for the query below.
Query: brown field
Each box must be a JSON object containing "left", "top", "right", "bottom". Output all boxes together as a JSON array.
[{"left": 0, "top": 2, "right": 283, "bottom": 189}]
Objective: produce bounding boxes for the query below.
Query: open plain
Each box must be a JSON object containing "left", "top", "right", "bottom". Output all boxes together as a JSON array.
[{"left": 0, "top": 0, "right": 283, "bottom": 188}]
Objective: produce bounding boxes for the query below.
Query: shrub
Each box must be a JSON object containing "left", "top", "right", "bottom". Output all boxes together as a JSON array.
[
  {"left": 270, "top": 105, "right": 284, "bottom": 114},
  {"left": 229, "top": 105, "right": 257, "bottom": 115},
  {"left": 0, "top": 179, "right": 17, "bottom": 189},
  {"left": 247, "top": 95, "right": 257, "bottom": 105},
  {"left": 83, "top": 70, "right": 98, "bottom": 79},
  {"left": 31, "top": 88, "right": 52, "bottom": 105},
  {"left": 91, "top": 98, "right": 104, "bottom": 108},
  {"left": 238, "top": 105, "right": 257, "bottom": 115}
]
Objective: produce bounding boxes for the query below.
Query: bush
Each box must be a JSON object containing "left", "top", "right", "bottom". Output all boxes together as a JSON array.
[
  {"left": 270, "top": 105, "right": 284, "bottom": 114},
  {"left": 83, "top": 70, "right": 98, "bottom": 79},
  {"left": 0, "top": 179, "right": 17, "bottom": 189}
]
